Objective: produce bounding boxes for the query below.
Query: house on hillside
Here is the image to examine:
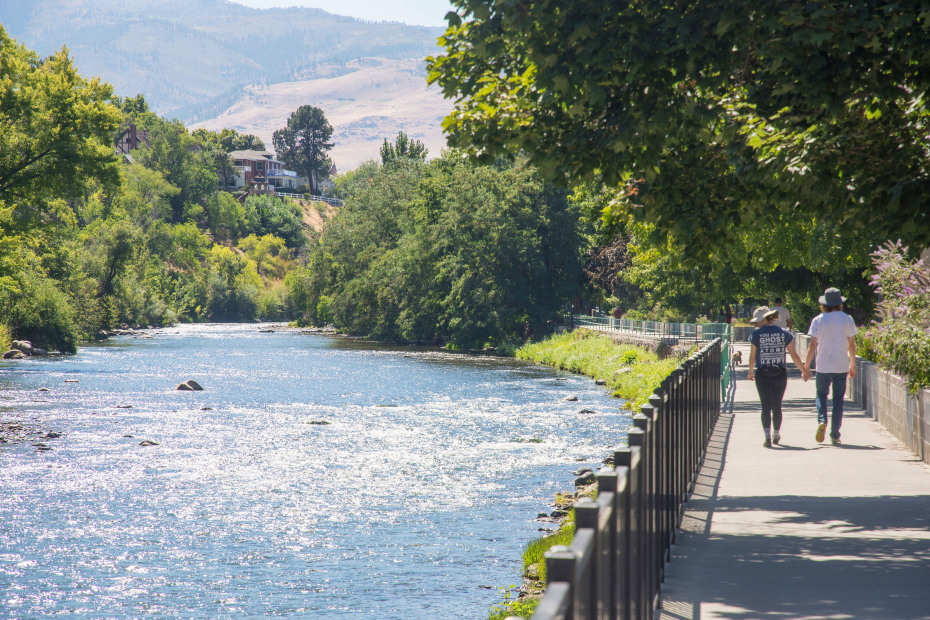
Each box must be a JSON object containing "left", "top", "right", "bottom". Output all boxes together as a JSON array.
[
  {"left": 115, "top": 124, "right": 151, "bottom": 158},
  {"left": 228, "top": 149, "right": 307, "bottom": 195}
]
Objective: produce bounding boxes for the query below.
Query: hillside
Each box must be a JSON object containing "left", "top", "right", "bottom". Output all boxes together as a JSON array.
[
  {"left": 0, "top": 0, "right": 449, "bottom": 167},
  {"left": 192, "top": 58, "right": 451, "bottom": 169}
]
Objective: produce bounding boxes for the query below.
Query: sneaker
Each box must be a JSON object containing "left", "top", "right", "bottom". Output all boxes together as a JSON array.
[
  {"left": 831, "top": 437, "right": 842, "bottom": 446},
  {"left": 763, "top": 438, "right": 772, "bottom": 448},
  {"left": 815, "top": 423, "right": 826, "bottom": 443},
  {"left": 773, "top": 432, "right": 781, "bottom": 445}
]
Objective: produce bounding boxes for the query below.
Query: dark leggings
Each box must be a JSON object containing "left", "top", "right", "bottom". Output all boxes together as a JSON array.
[{"left": 755, "top": 368, "right": 788, "bottom": 430}]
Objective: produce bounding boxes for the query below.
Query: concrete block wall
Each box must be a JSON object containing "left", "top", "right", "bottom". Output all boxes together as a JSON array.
[{"left": 795, "top": 333, "right": 929, "bottom": 465}]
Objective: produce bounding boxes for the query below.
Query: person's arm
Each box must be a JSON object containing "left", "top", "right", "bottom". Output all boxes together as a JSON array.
[
  {"left": 804, "top": 336, "right": 818, "bottom": 372},
  {"left": 847, "top": 336, "right": 857, "bottom": 378},
  {"left": 787, "top": 316, "right": 793, "bottom": 329},
  {"left": 787, "top": 341, "right": 810, "bottom": 381},
  {"left": 747, "top": 344, "right": 758, "bottom": 381}
]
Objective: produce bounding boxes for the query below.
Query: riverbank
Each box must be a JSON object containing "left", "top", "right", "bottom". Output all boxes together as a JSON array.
[
  {"left": 516, "top": 328, "right": 684, "bottom": 410},
  {"left": 487, "top": 329, "right": 686, "bottom": 618}
]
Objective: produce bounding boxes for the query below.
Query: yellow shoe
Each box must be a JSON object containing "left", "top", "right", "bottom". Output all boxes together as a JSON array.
[{"left": 815, "top": 423, "right": 826, "bottom": 443}]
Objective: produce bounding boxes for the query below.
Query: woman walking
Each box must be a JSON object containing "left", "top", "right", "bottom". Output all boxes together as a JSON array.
[{"left": 747, "top": 306, "right": 810, "bottom": 447}]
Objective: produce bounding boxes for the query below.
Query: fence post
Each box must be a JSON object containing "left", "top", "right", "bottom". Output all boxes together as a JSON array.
[
  {"left": 613, "top": 448, "right": 638, "bottom": 620},
  {"left": 544, "top": 546, "right": 577, "bottom": 620},
  {"left": 626, "top": 429, "right": 649, "bottom": 619},
  {"left": 649, "top": 390, "right": 671, "bottom": 560},
  {"left": 596, "top": 470, "right": 620, "bottom": 620},
  {"left": 633, "top": 410, "right": 658, "bottom": 612}
]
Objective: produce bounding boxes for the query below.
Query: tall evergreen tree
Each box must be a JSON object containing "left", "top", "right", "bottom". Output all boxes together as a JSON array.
[{"left": 272, "top": 105, "right": 334, "bottom": 195}]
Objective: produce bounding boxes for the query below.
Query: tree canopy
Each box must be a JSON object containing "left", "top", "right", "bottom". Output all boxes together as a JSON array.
[
  {"left": 427, "top": 1, "right": 930, "bottom": 262},
  {"left": 0, "top": 30, "right": 316, "bottom": 352},
  {"left": 273, "top": 105, "right": 334, "bottom": 195},
  {"left": 380, "top": 131, "right": 428, "bottom": 164},
  {"left": 0, "top": 25, "right": 120, "bottom": 217},
  {"left": 287, "top": 152, "right": 587, "bottom": 347}
]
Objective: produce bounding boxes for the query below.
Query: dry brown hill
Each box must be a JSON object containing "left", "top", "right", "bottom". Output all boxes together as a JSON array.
[{"left": 191, "top": 58, "right": 452, "bottom": 171}]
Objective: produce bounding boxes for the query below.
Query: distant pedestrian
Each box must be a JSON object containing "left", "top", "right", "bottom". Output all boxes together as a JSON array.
[
  {"left": 748, "top": 306, "right": 810, "bottom": 447},
  {"left": 804, "top": 287, "right": 858, "bottom": 445},
  {"left": 772, "top": 297, "right": 792, "bottom": 330}
]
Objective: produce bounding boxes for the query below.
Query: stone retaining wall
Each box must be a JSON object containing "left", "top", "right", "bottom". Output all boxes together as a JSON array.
[{"left": 795, "top": 333, "right": 929, "bottom": 465}]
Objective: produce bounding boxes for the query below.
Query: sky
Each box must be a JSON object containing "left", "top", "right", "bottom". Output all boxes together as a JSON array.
[{"left": 229, "top": 0, "right": 455, "bottom": 28}]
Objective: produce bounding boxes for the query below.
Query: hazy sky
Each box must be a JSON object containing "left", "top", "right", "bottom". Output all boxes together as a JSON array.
[{"left": 230, "top": 0, "right": 455, "bottom": 28}]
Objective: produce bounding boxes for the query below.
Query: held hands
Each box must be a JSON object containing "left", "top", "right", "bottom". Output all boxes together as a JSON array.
[{"left": 801, "top": 366, "right": 812, "bottom": 382}]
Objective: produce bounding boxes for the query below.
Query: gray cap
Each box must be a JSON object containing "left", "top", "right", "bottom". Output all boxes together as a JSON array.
[{"left": 819, "top": 287, "right": 845, "bottom": 306}]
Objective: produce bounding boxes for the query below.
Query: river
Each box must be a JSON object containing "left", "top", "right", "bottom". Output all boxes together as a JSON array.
[{"left": 0, "top": 324, "right": 632, "bottom": 618}]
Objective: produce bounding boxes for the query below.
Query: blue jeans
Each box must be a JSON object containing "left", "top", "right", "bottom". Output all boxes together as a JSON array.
[{"left": 815, "top": 372, "right": 848, "bottom": 439}]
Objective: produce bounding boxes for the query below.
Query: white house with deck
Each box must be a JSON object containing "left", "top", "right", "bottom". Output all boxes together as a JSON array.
[{"left": 228, "top": 150, "right": 307, "bottom": 193}]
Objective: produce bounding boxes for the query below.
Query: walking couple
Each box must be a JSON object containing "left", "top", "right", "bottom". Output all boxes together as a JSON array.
[{"left": 746, "top": 287, "right": 857, "bottom": 447}]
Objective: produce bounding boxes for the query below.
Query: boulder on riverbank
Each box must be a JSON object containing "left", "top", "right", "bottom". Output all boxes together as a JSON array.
[{"left": 3, "top": 340, "right": 50, "bottom": 358}]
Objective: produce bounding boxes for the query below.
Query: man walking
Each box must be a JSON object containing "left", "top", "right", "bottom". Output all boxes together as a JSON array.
[
  {"left": 772, "top": 298, "right": 792, "bottom": 330},
  {"left": 804, "top": 287, "right": 858, "bottom": 445}
]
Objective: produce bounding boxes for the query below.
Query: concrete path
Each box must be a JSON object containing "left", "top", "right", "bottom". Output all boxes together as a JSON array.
[{"left": 656, "top": 343, "right": 930, "bottom": 620}]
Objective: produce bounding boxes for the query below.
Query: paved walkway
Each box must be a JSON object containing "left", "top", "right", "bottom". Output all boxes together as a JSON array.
[{"left": 656, "top": 343, "right": 930, "bottom": 620}]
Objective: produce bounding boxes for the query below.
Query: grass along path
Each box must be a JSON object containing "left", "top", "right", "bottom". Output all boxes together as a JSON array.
[{"left": 516, "top": 328, "right": 684, "bottom": 411}]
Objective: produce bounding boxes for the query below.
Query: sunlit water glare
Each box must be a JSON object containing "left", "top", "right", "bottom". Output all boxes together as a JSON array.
[{"left": 1, "top": 324, "right": 631, "bottom": 618}]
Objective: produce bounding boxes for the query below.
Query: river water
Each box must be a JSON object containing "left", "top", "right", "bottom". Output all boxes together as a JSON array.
[{"left": 0, "top": 324, "right": 631, "bottom": 618}]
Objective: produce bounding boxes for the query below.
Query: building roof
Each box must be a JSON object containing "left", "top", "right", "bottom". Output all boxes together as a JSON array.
[{"left": 229, "top": 149, "right": 282, "bottom": 164}]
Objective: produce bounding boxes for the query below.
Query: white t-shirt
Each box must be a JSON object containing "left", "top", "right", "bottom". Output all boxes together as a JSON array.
[
  {"left": 772, "top": 306, "right": 791, "bottom": 329},
  {"left": 807, "top": 311, "right": 857, "bottom": 373}
]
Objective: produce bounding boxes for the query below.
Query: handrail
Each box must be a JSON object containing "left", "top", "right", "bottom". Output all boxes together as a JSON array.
[
  {"left": 571, "top": 315, "right": 730, "bottom": 343},
  {"left": 276, "top": 191, "right": 345, "bottom": 206},
  {"left": 572, "top": 315, "right": 733, "bottom": 395},
  {"left": 513, "top": 338, "right": 723, "bottom": 620}
]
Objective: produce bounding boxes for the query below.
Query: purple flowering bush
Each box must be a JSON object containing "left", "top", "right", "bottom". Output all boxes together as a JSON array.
[{"left": 861, "top": 241, "right": 930, "bottom": 392}]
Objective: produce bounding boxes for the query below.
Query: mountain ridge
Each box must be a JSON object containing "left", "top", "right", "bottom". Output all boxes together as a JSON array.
[{"left": 0, "top": 0, "right": 450, "bottom": 168}]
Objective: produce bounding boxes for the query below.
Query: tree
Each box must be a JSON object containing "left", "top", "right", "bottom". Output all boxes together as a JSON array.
[
  {"left": 117, "top": 164, "right": 179, "bottom": 228},
  {"left": 192, "top": 127, "right": 265, "bottom": 153},
  {"left": 203, "top": 191, "right": 246, "bottom": 241},
  {"left": 312, "top": 152, "right": 586, "bottom": 347},
  {"left": 238, "top": 233, "right": 289, "bottom": 278},
  {"left": 272, "top": 105, "right": 334, "bottom": 195},
  {"left": 206, "top": 245, "right": 261, "bottom": 321},
  {"left": 241, "top": 195, "right": 305, "bottom": 250},
  {"left": 0, "top": 26, "right": 121, "bottom": 218},
  {"left": 133, "top": 118, "right": 217, "bottom": 223},
  {"left": 427, "top": 1, "right": 930, "bottom": 262},
  {"left": 380, "top": 132, "right": 428, "bottom": 164}
]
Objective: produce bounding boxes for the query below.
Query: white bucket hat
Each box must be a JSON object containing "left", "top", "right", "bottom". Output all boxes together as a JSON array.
[{"left": 749, "top": 306, "right": 780, "bottom": 325}]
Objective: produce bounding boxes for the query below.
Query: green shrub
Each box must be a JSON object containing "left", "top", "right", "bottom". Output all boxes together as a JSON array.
[
  {"left": 0, "top": 323, "right": 12, "bottom": 352},
  {"left": 257, "top": 287, "right": 286, "bottom": 320},
  {"left": 5, "top": 274, "right": 79, "bottom": 353},
  {"left": 867, "top": 241, "right": 930, "bottom": 392}
]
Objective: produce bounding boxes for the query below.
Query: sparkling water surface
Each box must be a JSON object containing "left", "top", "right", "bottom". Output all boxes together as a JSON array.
[{"left": 0, "top": 324, "right": 631, "bottom": 618}]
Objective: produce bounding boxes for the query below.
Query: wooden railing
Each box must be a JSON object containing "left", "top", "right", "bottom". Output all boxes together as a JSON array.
[{"left": 517, "top": 338, "right": 723, "bottom": 620}]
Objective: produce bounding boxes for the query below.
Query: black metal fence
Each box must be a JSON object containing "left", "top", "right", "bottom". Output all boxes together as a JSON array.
[{"left": 518, "top": 337, "right": 723, "bottom": 620}]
